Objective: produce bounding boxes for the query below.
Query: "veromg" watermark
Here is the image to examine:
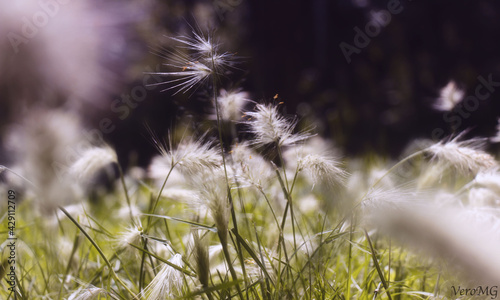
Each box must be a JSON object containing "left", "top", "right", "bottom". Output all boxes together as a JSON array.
[{"left": 451, "top": 285, "right": 498, "bottom": 299}]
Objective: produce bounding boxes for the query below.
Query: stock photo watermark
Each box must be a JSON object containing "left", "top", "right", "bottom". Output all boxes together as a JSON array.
[
  {"left": 5, "top": 190, "right": 17, "bottom": 295},
  {"left": 339, "top": 0, "right": 413, "bottom": 64},
  {"left": 451, "top": 285, "right": 498, "bottom": 299},
  {"left": 8, "top": 0, "right": 71, "bottom": 53}
]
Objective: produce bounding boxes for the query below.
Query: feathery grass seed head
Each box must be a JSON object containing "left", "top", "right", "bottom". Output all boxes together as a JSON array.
[
  {"left": 426, "top": 135, "right": 497, "bottom": 175},
  {"left": 216, "top": 89, "right": 250, "bottom": 121},
  {"left": 142, "top": 253, "right": 184, "bottom": 299},
  {"left": 69, "top": 146, "right": 117, "bottom": 186},
  {"left": 298, "top": 154, "right": 347, "bottom": 189},
  {"left": 192, "top": 231, "right": 210, "bottom": 288},
  {"left": 150, "top": 29, "right": 235, "bottom": 95},
  {"left": 244, "top": 103, "right": 311, "bottom": 147}
]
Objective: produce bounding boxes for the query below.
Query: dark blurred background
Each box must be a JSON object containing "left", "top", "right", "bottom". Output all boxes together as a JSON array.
[{"left": 95, "top": 0, "right": 500, "bottom": 167}]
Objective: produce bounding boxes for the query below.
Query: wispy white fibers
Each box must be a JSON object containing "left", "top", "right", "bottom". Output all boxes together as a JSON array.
[
  {"left": 425, "top": 135, "right": 497, "bottom": 175},
  {"left": 115, "top": 222, "right": 143, "bottom": 257},
  {"left": 244, "top": 103, "right": 311, "bottom": 147},
  {"left": 371, "top": 202, "right": 500, "bottom": 284},
  {"left": 433, "top": 81, "right": 464, "bottom": 111},
  {"left": 149, "top": 135, "right": 222, "bottom": 177},
  {"left": 297, "top": 154, "right": 346, "bottom": 189},
  {"left": 68, "top": 285, "right": 107, "bottom": 300},
  {"left": 215, "top": 89, "right": 250, "bottom": 121},
  {"left": 230, "top": 142, "right": 274, "bottom": 189},
  {"left": 191, "top": 173, "right": 230, "bottom": 244},
  {"left": 149, "top": 28, "right": 236, "bottom": 94},
  {"left": 6, "top": 110, "right": 85, "bottom": 213},
  {"left": 68, "top": 146, "right": 118, "bottom": 187},
  {"left": 142, "top": 253, "right": 185, "bottom": 299},
  {"left": 284, "top": 136, "right": 347, "bottom": 189}
]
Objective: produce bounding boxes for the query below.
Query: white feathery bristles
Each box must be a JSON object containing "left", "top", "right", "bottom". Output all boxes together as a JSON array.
[
  {"left": 150, "top": 29, "right": 234, "bottom": 95},
  {"left": 433, "top": 81, "right": 464, "bottom": 111},
  {"left": 244, "top": 103, "right": 311, "bottom": 147},
  {"left": 373, "top": 203, "right": 500, "bottom": 284},
  {"left": 116, "top": 223, "right": 143, "bottom": 252},
  {"left": 216, "top": 89, "right": 250, "bottom": 121},
  {"left": 142, "top": 253, "right": 185, "bottom": 299},
  {"left": 68, "top": 286, "right": 106, "bottom": 300},
  {"left": 425, "top": 135, "right": 497, "bottom": 175},
  {"left": 361, "top": 186, "right": 421, "bottom": 221},
  {"left": 175, "top": 140, "right": 222, "bottom": 174},
  {"left": 297, "top": 154, "right": 347, "bottom": 189},
  {"left": 154, "top": 54, "right": 212, "bottom": 94},
  {"left": 490, "top": 118, "right": 500, "bottom": 143},
  {"left": 194, "top": 175, "right": 230, "bottom": 244},
  {"left": 170, "top": 30, "right": 233, "bottom": 74},
  {"left": 149, "top": 136, "right": 222, "bottom": 180},
  {"left": 191, "top": 231, "right": 210, "bottom": 288},
  {"left": 230, "top": 142, "right": 274, "bottom": 189},
  {"left": 171, "top": 31, "right": 215, "bottom": 56},
  {"left": 68, "top": 146, "right": 117, "bottom": 186}
]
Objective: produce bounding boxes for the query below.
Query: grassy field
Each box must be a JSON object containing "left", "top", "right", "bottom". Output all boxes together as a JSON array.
[{"left": 2, "top": 27, "right": 500, "bottom": 300}]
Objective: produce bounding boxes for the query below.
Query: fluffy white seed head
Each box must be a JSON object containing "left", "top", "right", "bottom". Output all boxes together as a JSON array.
[
  {"left": 153, "top": 54, "right": 212, "bottom": 94},
  {"left": 150, "top": 29, "right": 234, "bottom": 95},
  {"left": 191, "top": 231, "right": 210, "bottom": 288},
  {"left": 151, "top": 136, "right": 222, "bottom": 177},
  {"left": 361, "top": 186, "right": 419, "bottom": 214},
  {"left": 297, "top": 154, "right": 347, "bottom": 189},
  {"left": 115, "top": 223, "right": 143, "bottom": 254},
  {"left": 68, "top": 146, "right": 118, "bottom": 186},
  {"left": 142, "top": 253, "right": 185, "bottom": 299},
  {"left": 230, "top": 142, "right": 274, "bottom": 189},
  {"left": 426, "top": 135, "right": 497, "bottom": 175},
  {"left": 244, "top": 103, "right": 311, "bottom": 147},
  {"left": 215, "top": 89, "right": 250, "bottom": 121},
  {"left": 194, "top": 175, "right": 230, "bottom": 244},
  {"left": 433, "top": 81, "right": 464, "bottom": 111},
  {"left": 171, "top": 31, "right": 215, "bottom": 57}
]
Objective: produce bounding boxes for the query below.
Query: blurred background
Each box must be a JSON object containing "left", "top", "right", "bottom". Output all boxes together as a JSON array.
[{"left": 3, "top": 0, "right": 500, "bottom": 168}]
